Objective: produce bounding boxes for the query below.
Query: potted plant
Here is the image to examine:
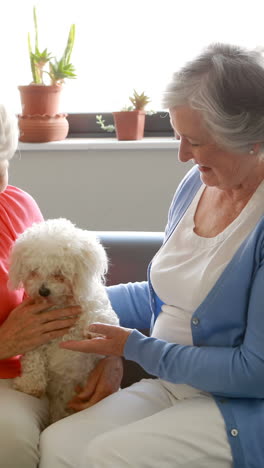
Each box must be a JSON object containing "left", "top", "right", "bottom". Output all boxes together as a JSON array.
[
  {"left": 18, "top": 6, "right": 76, "bottom": 143},
  {"left": 96, "top": 90, "right": 151, "bottom": 141}
]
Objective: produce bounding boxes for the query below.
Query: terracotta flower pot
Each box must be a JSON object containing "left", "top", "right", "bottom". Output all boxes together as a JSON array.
[
  {"left": 112, "top": 110, "right": 145, "bottom": 140},
  {"left": 18, "top": 85, "right": 62, "bottom": 116},
  {"left": 18, "top": 114, "right": 69, "bottom": 143},
  {"left": 17, "top": 84, "right": 69, "bottom": 142}
]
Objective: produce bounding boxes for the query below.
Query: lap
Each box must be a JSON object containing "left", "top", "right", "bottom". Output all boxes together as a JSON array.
[
  {"left": 0, "top": 380, "right": 49, "bottom": 468},
  {"left": 84, "top": 393, "right": 233, "bottom": 468},
  {"left": 40, "top": 379, "right": 171, "bottom": 467},
  {"left": 40, "top": 379, "right": 233, "bottom": 468}
]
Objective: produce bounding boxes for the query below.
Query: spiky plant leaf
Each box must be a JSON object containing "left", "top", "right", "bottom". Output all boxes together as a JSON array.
[
  {"left": 63, "top": 24, "right": 75, "bottom": 64},
  {"left": 129, "top": 90, "right": 151, "bottom": 110},
  {"left": 49, "top": 58, "right": 77, "bottom": 84},
  {"left": 26, "top": 6, "right": 76, "bottom": 85}
]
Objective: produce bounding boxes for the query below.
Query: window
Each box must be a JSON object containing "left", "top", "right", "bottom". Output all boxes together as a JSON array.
[{"left": 3, "top": 0, "right": 264, "bottom": 136}]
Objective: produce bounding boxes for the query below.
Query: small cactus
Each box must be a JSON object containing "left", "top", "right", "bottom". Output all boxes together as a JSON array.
[
  {"left": 129, "top": 90, "right": 151, "bottom": 110},
  {"left": 96, "top": 90, "right": 152, "bottom": 133}
]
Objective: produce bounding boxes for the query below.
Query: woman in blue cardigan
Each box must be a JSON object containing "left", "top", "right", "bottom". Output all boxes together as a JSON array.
[{"left": 40, "top": 43, "right": 264, "bottom": 468}]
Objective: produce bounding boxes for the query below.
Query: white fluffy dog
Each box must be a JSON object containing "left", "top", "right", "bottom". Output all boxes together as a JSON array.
[{"left": 8, "top": 218, "right": 119, "bottom": 423}]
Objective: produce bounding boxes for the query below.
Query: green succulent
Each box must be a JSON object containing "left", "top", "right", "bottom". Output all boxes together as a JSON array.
[
  {"left": 120, "top": 105, "right": 134, "bottom": 111},
  {"left": 96, "top": 90, "right": 152, "bottom": 132},
  {"left": 96, "top": 115, "right": 115, "bottom": 132},
  {"left": 129, "top": 90, "right": 151, "bottom": 110},
  {"left": 48, "top": 25, "right": 76, "bottom": 84},
  {"left": 28, "top": 6, "right": 76, "bottom": 85}
]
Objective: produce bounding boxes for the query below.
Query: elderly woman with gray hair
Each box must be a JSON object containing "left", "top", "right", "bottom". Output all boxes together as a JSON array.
[{"left": 40, "top": 43, "right": 264, "bottom": 468}]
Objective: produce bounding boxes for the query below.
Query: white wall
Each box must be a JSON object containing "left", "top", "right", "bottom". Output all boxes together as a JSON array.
[{"left": 9, "top": 144, "right": 192, "bottom": 232}]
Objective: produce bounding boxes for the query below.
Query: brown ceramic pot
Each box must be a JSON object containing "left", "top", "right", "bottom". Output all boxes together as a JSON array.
[
  {"left": 17, "top": 84, "right": 69, "bottom": 142},
  {"left": 112, "top": 110, "right": 145, "bottom": 140},
  {"left": 18, "top": 84, "right": 62, "bottom": 116},
  {"left": 18, "top": 114, "right": 69, "bottom": 143}
]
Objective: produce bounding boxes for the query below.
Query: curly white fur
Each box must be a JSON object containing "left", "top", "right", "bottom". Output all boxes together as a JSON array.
[{"left": 8, "top": 218, "right": 119, "bottom": 423}]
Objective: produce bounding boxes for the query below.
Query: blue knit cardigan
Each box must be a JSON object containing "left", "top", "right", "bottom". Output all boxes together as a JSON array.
[{"left": 107, "top": 166, "right": 264, "bottom": 468}]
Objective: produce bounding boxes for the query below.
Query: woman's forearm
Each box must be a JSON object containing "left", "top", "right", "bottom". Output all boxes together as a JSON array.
[{"left": 124, "top": 330, "right": 264, "bottom": 398}]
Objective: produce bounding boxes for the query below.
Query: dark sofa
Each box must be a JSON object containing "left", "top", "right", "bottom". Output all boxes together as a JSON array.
[{"left": 97, "top": 231, "right": 164, "bottom": 388}]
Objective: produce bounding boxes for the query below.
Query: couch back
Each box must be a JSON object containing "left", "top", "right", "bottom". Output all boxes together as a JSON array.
[{"left": 97, "top": 231, "right": 164, "bottom": 286}]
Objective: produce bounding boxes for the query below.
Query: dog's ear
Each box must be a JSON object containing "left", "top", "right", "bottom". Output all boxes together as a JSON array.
[{"left": 77, "top": 231, "right": 108, "bottom": 281}]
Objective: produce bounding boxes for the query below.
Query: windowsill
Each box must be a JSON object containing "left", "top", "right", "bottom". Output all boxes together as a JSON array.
[{"left": 17, "top": 137, "right": 180, "bottom": 151}]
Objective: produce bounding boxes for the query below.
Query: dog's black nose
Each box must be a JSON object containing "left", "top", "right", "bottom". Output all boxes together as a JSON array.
[{"left": 39, "top": 285, "right": 51, "bottom": 297}]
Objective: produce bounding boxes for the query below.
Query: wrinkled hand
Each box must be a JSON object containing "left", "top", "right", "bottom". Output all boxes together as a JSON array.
[
  {"left": 67, "top": 356, "right": 123, "bottom": 412},
  {"left": 0, "top": 297, "right": 81, "bottom": 360},
  {"left": 60, "top": 322, "right": 133, "bottom": 356}
]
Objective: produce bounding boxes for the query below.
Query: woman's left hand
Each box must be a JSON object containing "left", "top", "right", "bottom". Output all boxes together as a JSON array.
[
  {"left": 67, "top": 355, "right": 124, "bottom": 412},
  {"left": 60, "top": 323, "right": 132, "bottom": 356}
]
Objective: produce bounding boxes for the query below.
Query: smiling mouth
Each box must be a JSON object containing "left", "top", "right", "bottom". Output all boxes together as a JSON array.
[{"left": 198, "top": 165, "right": 211, "bottom": 172}]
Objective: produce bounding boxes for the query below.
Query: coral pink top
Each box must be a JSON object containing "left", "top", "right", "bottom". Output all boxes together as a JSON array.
[{"left": 0, "top": 185, "right": 43, "bottom": 378}]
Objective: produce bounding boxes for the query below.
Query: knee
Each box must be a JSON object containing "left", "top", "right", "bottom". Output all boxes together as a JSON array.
[
  {"left": 41, "top": 422, "right": 61, "bottom": 447},
  {"left": 80, "top": 431, "right": 134, "bottom": 468},
  {"left": 0, "top": 387, "right": 48, "bottom": 468},
  {"left": 40, "top": 419, "right": 78, "bottom": 468},
  {"left": 0, "top": 423, "right": 39, "bottom": 468},
  {"left": 40, "top": 421, "right": 65, "bottom": 460}
]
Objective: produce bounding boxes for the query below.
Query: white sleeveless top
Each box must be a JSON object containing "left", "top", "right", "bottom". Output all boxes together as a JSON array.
[{"left": 150, "top": 181, "right": 264, "bottom": 398}]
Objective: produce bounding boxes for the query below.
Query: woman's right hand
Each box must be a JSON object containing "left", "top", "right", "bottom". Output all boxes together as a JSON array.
[{"left": 0, "top": 298, "right": 81, "bottom": 360}]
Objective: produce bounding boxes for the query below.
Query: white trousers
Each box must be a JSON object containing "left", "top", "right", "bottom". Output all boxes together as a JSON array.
[
  {"left": 39, "top": 379, "right": 233, "bottom": 468},
  {"left": 0, "top": 379, "right": 49, "bottom": 468}
]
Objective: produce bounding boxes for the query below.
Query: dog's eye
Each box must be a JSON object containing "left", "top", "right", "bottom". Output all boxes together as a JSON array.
[
  {"left": 29, "top": 270, "right": 39, "bottom": 279},
  {"left": 53, "top": 274, "right": 65, "bottom": 282}
]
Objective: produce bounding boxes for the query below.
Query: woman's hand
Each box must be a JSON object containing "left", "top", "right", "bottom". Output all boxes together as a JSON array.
[
  {"left": 0, "top": 298, "right": 81, "bottom": 360},
  {"left": 67, "top": 356, "right": 123, "bottom": 412},
  {"left": 60, "top": 322, "right": 132, "bottom": 356}
]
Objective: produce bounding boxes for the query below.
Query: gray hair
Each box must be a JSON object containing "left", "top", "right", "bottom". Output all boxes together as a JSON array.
[
  {"left": 163, "top": 43, "right": 264, "bottom": 154},
  {"left": 0, "top": 104, "right": 18, "bottom": 161}
]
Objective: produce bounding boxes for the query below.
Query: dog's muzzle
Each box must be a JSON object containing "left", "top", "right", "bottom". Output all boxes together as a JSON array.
[{"left": 39, "top": 285, "right": 51, "bottom": 297}]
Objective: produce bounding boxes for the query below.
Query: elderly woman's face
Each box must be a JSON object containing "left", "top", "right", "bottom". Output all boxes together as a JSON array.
[
  {"left": 0, "top": 160, "right": 9, "bottom": 193},
  {"left": 170, "top": 106, "right": 260, "bottom": 190}
]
